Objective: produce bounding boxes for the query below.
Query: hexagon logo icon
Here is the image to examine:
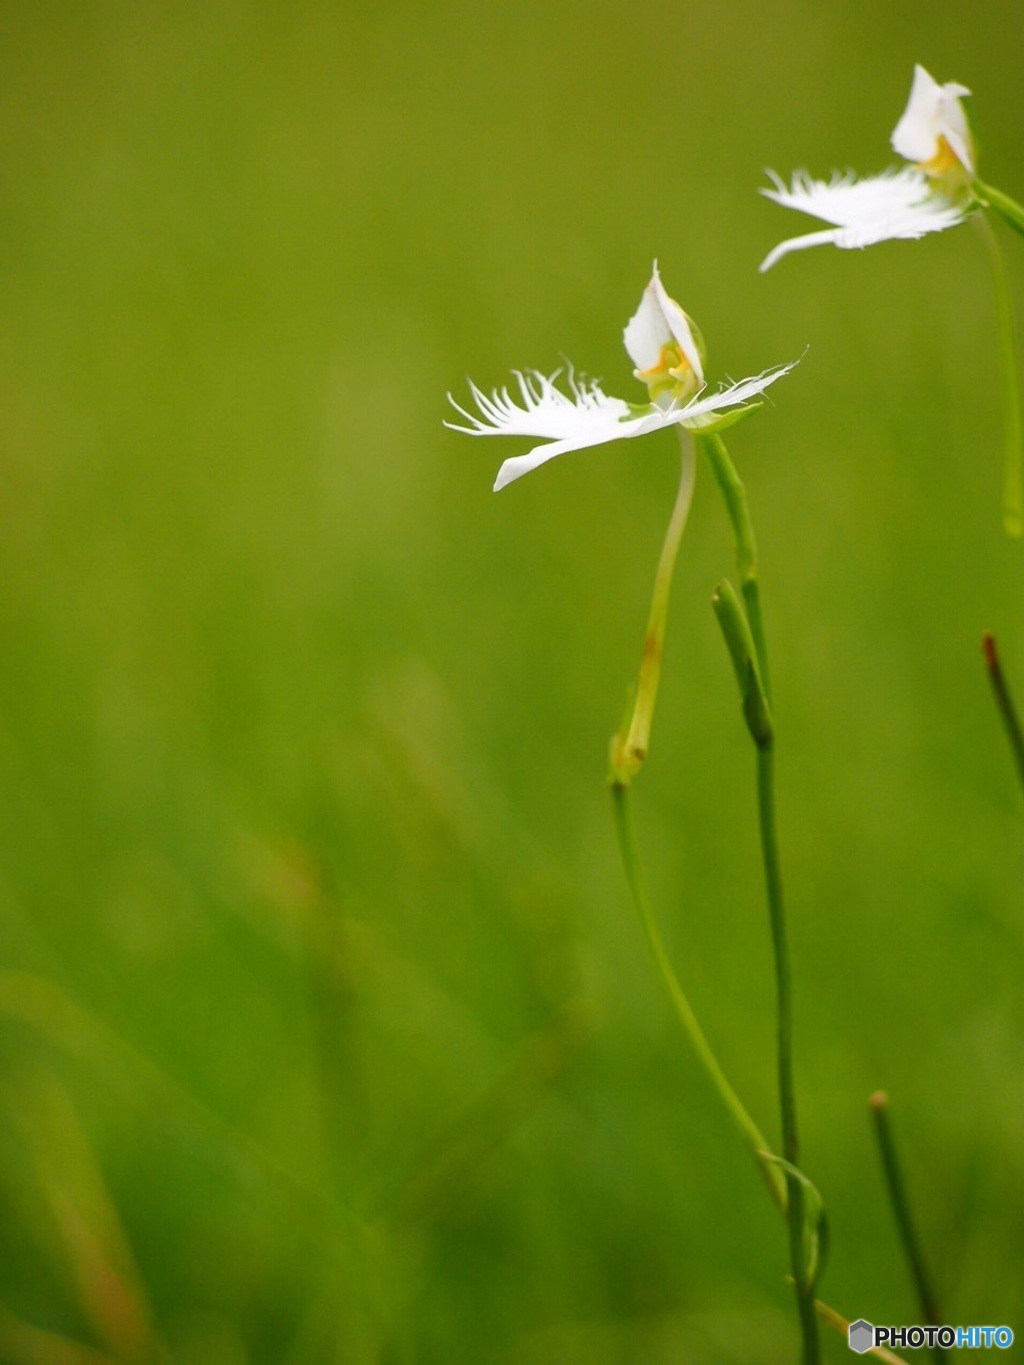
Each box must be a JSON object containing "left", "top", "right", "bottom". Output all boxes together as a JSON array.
[{"left": 848, "top": 1320, "right": 874, "bottom": 1354}]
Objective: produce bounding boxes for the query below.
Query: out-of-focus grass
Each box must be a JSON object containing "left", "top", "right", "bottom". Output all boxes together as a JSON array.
[{"left": 1, "top": 2, "right": 1022, "bottom": 1360}]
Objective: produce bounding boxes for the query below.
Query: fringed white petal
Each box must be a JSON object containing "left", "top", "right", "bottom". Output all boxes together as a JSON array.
[
  {"left": 446, "top": 369, "right": 634, "bottom": 441},
  {"left": 675, "top": 361, "right": 799, "bottom": 422},
  {"left": 449, "top": 355, "right": 797, "bottom": 491},
  {"left": 446, "top": 370, "right": 657, "bottom": 489},
  {"left": 759, "top": 167, "right": 968, "bottom": 271}
]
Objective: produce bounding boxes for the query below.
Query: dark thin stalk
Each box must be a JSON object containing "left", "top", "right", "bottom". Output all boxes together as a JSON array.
[
  {"left": 869, "top": 1092, "right": 948, "bottom": 1365},
  {"left": 981, "top": 631, "right": 1024, "bottom": 799}
]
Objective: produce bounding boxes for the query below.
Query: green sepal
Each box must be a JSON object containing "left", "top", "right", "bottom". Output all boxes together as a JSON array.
[
  {"left": 682, "top": 402, "right": 762, "bottom": 435},
  {"left": 762, "top": 1153, "right": 830, "bottom": 1293},
  {"left": 617, "top": 402, "right": 762, "bottom": 433},
  {"left": 619, "top": 401, "right": 658, "bottom": 422}
]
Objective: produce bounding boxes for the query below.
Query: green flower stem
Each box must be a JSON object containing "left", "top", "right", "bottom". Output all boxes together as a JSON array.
[
  {"left": 609, "top": 779, "right": 786, "bottom": 1211},
  {"left": 611, "top": 429, "right": 697, "bottom": 784},
  {"left": 973, "top": 211, "right": 1023, "bottom": 537},
  {"left": 699, "top": 431, "right": 819, "bottom": 1365},
  {"left": 698, "top": 433, "right": 770, "bottom": 699},
  {"left": 869, "top": 1092, "right": 948, "bottom": 1365},
  {"left": 974, "top": 179, "right": 1024, "bottom": 243},
  {"left": 759, "top": 742, "right": 818, "bottom": 1365},
  {"left": 712, "top": 580, "right": 773, "bottom": 749},
  {"left": 981, "top": 631, "right": 1024, "bottom": 801}
]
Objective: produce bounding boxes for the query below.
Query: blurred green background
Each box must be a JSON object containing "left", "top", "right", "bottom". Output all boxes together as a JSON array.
[{"left": 1, "top": 1, "right": 1023, "bottom": 1360}]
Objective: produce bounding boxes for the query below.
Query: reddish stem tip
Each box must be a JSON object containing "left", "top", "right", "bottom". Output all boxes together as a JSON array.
[{"left": 981, "top": 631, "right": 998, "bottom": 673}]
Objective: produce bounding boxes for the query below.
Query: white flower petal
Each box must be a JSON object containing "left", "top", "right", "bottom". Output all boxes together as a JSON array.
[
  {"left": 622, "top": 268, "right": 671, "bottom": 370},
  {"left": 447, "top": 369, "right": 659, "bottom": 489},
  {"left": 491, "top": 421, "right": 648, "bottom": 491},
  {"left": 450, "top": 354, "right": 797, "bottom": 490},
  {"left": 651, "top": 266, "right": 704, "bottom": 384},
  {"left": 759, "top": 228, "right": 851, "bottom": 273},
  {"left": 675, "top": 361, "right": 799, "bottom": 423},
  {"left": 623, "top": 262, "right": 704, "bottom": 384},
  {"left": 759, "top": 167, "right": 968, "bottom": 271},
  {"left": 891, "top": 63, "right": 973, "bottom": 174},
  {"left": 446, "top": 368, "right": 632, "bottom": 440}
]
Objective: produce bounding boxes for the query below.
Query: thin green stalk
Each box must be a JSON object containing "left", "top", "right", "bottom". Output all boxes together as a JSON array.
[
  {"left": 698, "top": 432, "right": 770, "bottom": 699},
  {"left": 758, "top": 743, "right": 818, "bottom": 1365},
  {"left": 700, "top": 431, "right": 819, "bottom": 1365},
  {"left": 982, "top": 631, "right": 1024, "bottom": 799},
  {"left": 869, "top": 1092, "right": 948, "bottom": 1365},
  {"left": 974, "top": 211, "right": 1023, "bottom": 537},
  {"left": 609, "top": 780, "right": 786, "bottom": 1211}
]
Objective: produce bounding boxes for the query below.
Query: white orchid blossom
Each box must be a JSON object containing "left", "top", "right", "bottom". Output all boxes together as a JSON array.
[
  {"left": 760, "top": 64, "right": 975, "bottom": 273},
  {"left": 448, "top": 265, "right": 796, "bottom": 490},
  {"left": 890, "top": 65, "right": 974, "bottom": 179}
]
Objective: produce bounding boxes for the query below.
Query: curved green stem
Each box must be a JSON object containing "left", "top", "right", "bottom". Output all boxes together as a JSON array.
[
  {"left": 611, "top": 430, "right": 697, "bottom": 784},
  {"left": 974, "top": 179, "right": 1024, "bottom": 242},
  {"left": 610, "top": 780, "right": 786, "bottom": 1210},
  {"left": 974, "top": 211, "right": 1023, "bottom": 537}
]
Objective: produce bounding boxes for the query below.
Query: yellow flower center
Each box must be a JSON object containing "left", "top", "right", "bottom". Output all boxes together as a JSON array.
[
  {"left": 634, "top": 342, "right": 701, "bottom": 406},
  {"left": 919, "top": 134, "right": 972, "bottom": 188}
]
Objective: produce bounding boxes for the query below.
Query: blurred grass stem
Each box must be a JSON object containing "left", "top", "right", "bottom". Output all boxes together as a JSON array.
[
  {"left": 700, "top": 432, "right": 820, "bottom": 1365},
  {"left": 982, "top": 631, "right": 1024, "bottom": 797},
  {"left": 869, "top": 1092, "right": 948, "bottom": 1363},
  {"left": 814, "top": 1298, "right": 909, "bottom": 1364}
]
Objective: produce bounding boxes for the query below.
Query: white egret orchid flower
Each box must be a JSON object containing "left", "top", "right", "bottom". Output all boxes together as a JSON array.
[
  {"left": 760, "top": 64, "right": 976, "bottom": 273},
  {"left": 448, "top": 265, "right": 796, "bottom": 490}
]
